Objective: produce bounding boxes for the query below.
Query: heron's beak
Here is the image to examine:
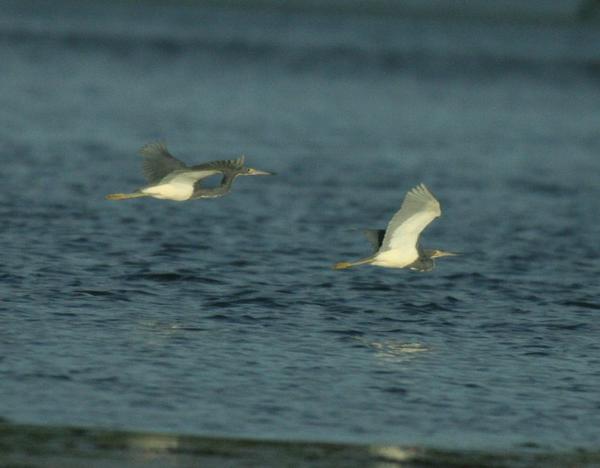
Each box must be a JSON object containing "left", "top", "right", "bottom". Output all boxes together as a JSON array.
[
  {"left": 433, "top": 250, "right": 459, "bottom": 258},
  {"left": 248, "top": 168, "right": 275, "bottom": 176}
]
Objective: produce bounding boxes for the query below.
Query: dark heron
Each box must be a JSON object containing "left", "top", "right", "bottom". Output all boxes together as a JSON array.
[
  {"left": 106, "top": 142, "right": 274, "bottom": 201},
  {"left": 334, "top": 184, "right": 457, "bottom": 271}
]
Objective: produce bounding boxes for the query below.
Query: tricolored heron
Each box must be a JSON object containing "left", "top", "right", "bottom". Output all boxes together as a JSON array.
[{"left": 106, "top": 142, "right": 274, "bottom": 201}]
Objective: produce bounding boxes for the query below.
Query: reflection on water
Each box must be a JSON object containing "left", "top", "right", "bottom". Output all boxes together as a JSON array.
[{"left": 359, "top": 339, "right": 430, "bottom": 364}]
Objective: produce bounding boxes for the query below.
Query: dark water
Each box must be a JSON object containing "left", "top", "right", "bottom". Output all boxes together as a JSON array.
[{"left": 1, "top": 0, "right": 600, "bottom": 452}]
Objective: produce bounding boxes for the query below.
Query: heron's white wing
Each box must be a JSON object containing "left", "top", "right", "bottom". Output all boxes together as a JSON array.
[
  {"left": 139, "top": 142, "right": 187, "bottom": 184},
  {"left": 379, "top": 184, "right": 441, "bottom": 252}
]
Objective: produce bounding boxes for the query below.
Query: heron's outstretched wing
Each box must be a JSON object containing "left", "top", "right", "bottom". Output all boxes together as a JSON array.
[
  {"left": 188, "top": 155, "right": 245, "bottom": 175},
  {"left": 379, "top": 184, "right": 441, "bottom": 252},
  {"left": 139, "top": 142, "right": 187, "bottom": 184},
  {"left": 187, "top": 156, "right": 245, "bottom": 190}
]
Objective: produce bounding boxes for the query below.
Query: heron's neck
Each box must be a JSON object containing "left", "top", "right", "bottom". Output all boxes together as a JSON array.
[
  {"left": 216, "top": 173, "right": 237, "bottom": 193},
  {"left": 191, "top": 173, "right": 238, "bottom": 199}
]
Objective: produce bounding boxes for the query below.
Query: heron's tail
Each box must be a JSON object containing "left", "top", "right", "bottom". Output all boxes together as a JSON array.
[{"left": 105, "top": 192, "right": 148, "bottom": 201}]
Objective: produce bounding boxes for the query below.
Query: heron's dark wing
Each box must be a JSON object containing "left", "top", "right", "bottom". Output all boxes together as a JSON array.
[
  {"left": 363, "top": 229, "right": 386, "bottom": 252},
  {"left": 380, "top": 184, "right": 441, "bottom": 252},
  {"left": 138, "top": 142, "right": 187, "bottom": 184},
  {"left": 188, "top": 155, "right": 245, "bottom": 174}
]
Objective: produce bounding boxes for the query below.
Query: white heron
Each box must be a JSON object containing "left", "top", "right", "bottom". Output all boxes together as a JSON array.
[{"left": 334, "top": 184, "right": 457, "bottom": 271}]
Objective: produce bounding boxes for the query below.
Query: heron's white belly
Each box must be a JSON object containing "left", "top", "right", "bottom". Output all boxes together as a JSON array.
[
  {"left": 142, "top": 183, "right": 193, "bottom": 201},
  {"left": 371, "top": 248, "right": 419, "bottom": 268}
]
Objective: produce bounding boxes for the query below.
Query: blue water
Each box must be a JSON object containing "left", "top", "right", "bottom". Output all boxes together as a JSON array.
[{"left": 1, "top": 0, "right": 600, "bottom": 451}]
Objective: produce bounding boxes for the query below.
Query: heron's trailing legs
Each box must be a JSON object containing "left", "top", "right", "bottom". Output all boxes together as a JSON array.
[
  {"left": 105, "top": 192, "right": 149, "bottom": 201},
  {"left": 333, "top": 257, "right": 374, "bottom": 270}
]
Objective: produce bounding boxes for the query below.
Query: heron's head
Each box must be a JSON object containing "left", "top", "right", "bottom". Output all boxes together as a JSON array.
[
  {"left": 429, "top": 249, "right": 459, "bottom": 259},
  {"left": 240, "top": 167, "right": 275, "bottom": 176}
]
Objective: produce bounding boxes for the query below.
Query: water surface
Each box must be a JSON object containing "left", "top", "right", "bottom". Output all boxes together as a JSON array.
[{"left": 1, "top": 0, "right": 599, "bottom": 451}]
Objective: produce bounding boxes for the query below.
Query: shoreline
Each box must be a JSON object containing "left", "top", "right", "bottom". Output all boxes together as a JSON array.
[{"left": 1, "top": 422, "right": 599, "bottom": 467}]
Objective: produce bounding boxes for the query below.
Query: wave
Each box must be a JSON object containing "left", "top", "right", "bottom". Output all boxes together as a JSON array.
[
  {"left": 6, "top": 0, "right": 599, "bottom": 23},
  {"left": 2, "top": 4, "right": 599, "bottom": 78}
]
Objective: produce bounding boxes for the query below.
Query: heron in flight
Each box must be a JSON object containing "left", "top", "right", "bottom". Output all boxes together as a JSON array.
[
  {"left": 334, "top": 184, "right": 457, "bottom": 271},
  {"left": 106, "top": 142, "right": 274, "bottom": 201}
]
